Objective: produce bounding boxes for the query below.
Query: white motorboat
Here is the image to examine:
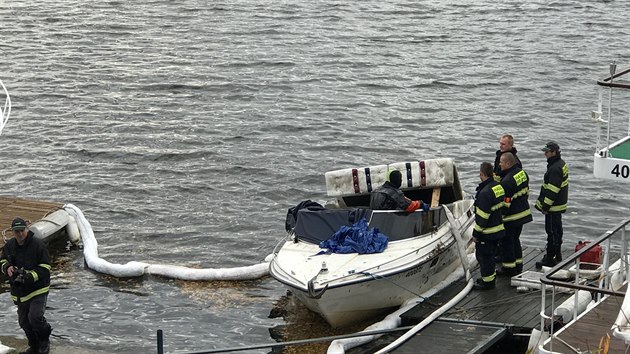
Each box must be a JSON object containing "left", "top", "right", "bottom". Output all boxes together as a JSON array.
[{"left": 269, "top": 158, "right": 475, "bottom": 327}]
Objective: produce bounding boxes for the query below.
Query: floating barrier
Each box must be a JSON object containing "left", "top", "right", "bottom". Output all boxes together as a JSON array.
[{"left": 63, "top": 204, "right": 271, "bottom": 281}]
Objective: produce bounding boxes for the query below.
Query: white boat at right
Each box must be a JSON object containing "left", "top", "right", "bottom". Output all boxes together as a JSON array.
[{"left": 536, "top": 63, "right": 630, "bottom": 353}]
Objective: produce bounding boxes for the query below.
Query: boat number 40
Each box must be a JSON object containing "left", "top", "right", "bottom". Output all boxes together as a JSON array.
[{"left": 611, "top": 164, "right": 630, "bottom": 178}]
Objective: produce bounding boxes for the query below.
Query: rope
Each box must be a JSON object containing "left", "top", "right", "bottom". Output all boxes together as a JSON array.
[{"left": 359, "top": 270, "right": 449, "bottom": 308}]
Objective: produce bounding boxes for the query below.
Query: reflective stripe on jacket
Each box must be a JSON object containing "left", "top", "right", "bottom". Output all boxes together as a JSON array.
[
  {"left": 473, "top": 178, "right": 506, "bottom": 240},
  {"left": 536, "top": 155, "right": 569, "bottom": 214},
  {"left": 0, "top": 231, "right": 51, "bottom": 304},
  {"left": 500, "top": 166, "right": 533, "bottom": 227}
]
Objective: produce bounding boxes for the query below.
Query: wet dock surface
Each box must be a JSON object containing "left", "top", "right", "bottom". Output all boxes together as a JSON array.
[
  {"left": 543, "top": 288, "right": 627, "bottom": 353},
  {"left": 349, "top": 246, "right": 575, "bottom": 354}
]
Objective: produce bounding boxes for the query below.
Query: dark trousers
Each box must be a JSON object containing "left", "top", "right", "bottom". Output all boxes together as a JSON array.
[
  {"left": 500, "top": 224, "right": 523, "bottom": 268},
  {"left": 545, "top": 212, "right": 563, "bottom": 258},
  {"left": 17, "top": 294, "right": 51, "bottom": 346},
  {"left": 476, "top": 239, "right": 498, "bottom": 282}
]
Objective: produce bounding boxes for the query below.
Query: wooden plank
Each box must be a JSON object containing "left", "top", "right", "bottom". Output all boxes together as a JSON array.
[
  {"left": 402, "top": 247, "right": 573, "bottom": 329},
  {"left": 0, "top": 196, "right": 64, "bottom": 247},
  {"left": 545, "top": 295, "right": 627, "bottom": 353},
  {"left": 430, "top": 188, "right": 441, "bottom": 208},
  {"left": 390, "top": 321, "right": 507, "bottom": 354}
]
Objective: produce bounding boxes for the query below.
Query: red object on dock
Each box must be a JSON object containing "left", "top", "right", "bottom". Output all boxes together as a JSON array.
[{"left": 575, "top": 241, "right": 602, "bottom": 268}]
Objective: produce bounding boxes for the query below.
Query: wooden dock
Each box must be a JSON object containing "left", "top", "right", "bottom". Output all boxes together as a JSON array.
[
  {"left": 0, "top": 196, "right": 64, "bottom": 247},
  {"left": 543, "top": 289, "right": 627, "bottom": 353},
  {"left": 349, "top": 246, "right": 575, "bottom": 354}
]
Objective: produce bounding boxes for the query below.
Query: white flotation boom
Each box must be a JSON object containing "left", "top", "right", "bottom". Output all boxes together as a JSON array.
[
  {"left": 0, "top": 79, "right": 12, "bottom": 137},
  {"left": 63, "top": 204, "right": 271, "bottom": 281}
]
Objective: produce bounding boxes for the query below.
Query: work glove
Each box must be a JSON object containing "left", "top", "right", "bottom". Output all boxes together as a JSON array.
[
  {"left": 421, "top": 202, "right": 430, "bottom": 212},
  {"left": 12, "top": 268, "right": 31, "bottom": 285}
]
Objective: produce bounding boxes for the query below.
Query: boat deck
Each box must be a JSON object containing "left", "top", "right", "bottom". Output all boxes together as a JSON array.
[
  {"left": 608, "top": 136, "right": 630, "bottom": 159},
  {"left": 543, "top": 289, "right": 627, "bottom": 353},
  {"left": 0, "top": 196, "right": 64, "bottom": 247},
  {"left": 350, "top": 246, "right": 574, "bottom": 354}
]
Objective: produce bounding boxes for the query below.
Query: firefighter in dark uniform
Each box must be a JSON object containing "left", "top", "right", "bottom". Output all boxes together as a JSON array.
[
  {"left": 535, "top": 141, "right": 569, "bottom": 268},
  {"left": 473, "top": 162, "right": 506, "bottom": 290},
  {"left": 493, "top": 134, "right": 523, "bottom": 182},
  {"left": 497, "top": 152, "right": 533, "bottom": 276},
  {"left": 370, "top": 170, "right": 428, "bottom": 212},
  {"left": 0, "top": 218, "right": 52, "bottom": 354}
]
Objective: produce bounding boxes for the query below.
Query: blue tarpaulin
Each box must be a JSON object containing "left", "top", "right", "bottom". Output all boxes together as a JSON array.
[{"left": 319, "top": 218, "right": 389, "bottom": 254}]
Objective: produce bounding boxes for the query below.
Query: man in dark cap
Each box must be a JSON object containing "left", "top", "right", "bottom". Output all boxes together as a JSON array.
[
  {"left": 536, "top": 141, "right": 569, "bottom": 268},
  {"left": 370, "top": 170, "right": 428, "bottom": 212},
  {"left": 0, "top": 218, "right": 52, "bottom": 354}
]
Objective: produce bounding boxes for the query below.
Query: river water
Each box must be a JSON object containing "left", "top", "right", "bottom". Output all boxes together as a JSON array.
[{"left": 0, "top": 0, "right": 629, "bottom": 353}]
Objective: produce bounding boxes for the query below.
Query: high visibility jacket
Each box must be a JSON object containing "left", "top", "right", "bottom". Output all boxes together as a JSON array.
[
  {"left": 500, "top": 165, "right": 533, "bottom": 227},
  {"left": 0, "top": 231, "right": 51, "bottom": 304},
  {"left": 473, "top": 178, "right": 506, "bottom": 241},
  {"left": 536, "top": 155, "right": 569, "bottom": 214},
  {"left": 493, "top": 148, "right": 522, "bottom": 182}
]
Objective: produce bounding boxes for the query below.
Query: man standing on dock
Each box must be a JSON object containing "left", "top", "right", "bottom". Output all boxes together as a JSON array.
[
  {"left": 0, "top": 218, "right": 52, "bottom": 354},
  {"left": 493, "top": 134, "right": 522, "bottom": 182},
  {"left": 535, "top": 141, "right": 569, "bottom": 268},
  {"left": 472, "top": 162, "right": 506, "bottom": 290},
  {"left": 496, "top": 153, "right": 533, "bottom": 276}
]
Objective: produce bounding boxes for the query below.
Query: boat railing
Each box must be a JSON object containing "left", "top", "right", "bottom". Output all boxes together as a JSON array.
[
  {"left": 0, "top": 79, "right": 10, "bottom": 137},
  {"left": 539, "top": 218, "right": 630, "bottom": 352},
  {"left": 594, "top": 64, "right": 630, "bottom": 155}
]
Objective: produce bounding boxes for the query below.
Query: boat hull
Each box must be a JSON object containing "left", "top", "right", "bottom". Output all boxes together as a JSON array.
[
  {"left": 270, "top": 201, "right": 474, "bottom": 327},
  {"left": 279, "top": 239, "right": 461, "bottom": 327}
]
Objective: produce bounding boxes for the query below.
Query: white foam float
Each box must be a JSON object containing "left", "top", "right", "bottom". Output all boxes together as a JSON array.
[{"left": 63, "top": 204, "right": 271, "bottom": 281}]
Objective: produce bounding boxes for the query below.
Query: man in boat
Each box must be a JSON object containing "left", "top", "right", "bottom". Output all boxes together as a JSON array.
[
  {"left": 535, "top": 141, "right": 569, "bottom": 268},
  {"left": 472, "top": 162, "right": 506, "bottom": 290},
  {"left": 496, "top": 152, "right": 533, "bottom": 276},
  {"left": 493, "top": 134, "right": 522, "bottom": 182},
  {"left": 369, "top": 170, "right": 428, "bottom": 212},
  {"left": 0, "top": 218, "right": 52, "bottom": 354}
]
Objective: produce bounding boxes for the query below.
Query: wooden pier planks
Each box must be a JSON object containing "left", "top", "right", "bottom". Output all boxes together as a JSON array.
[
  {"left": 543, "top": 290, "right": 627, "bottom": 353},
  {"left": 0, "top": 196, "right": 64, "bottom": 247},
  {"left": 401, "top": 246, "right": 574, "bottom": 331}
]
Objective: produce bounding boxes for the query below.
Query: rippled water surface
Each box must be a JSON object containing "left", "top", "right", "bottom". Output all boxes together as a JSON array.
[{"left": 1, "top": 0, "right": 629, "bottom": 352}]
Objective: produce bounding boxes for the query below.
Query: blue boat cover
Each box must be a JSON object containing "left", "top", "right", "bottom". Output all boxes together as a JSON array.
[{"left": 319, "top": 218, "right": 388, "bottom": 254}]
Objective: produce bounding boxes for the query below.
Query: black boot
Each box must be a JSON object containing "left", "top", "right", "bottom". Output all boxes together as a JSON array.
[
  {"left": 36, "top": 325, "right": 51, "bottom": 354},
  {"left": 536, "top": 254, "right": 558, "bottom": 269},
  {"left": 37, "top": 340, "right": 49, "bottom": 354},
  {"left": 19, "top": 332, "right": 38, "bottom": 354},
  {"left": 473, "top": 278, "right": 496, "bottom": 291},
  {"left": 515, "top": 263, "right": 523, "bottom": 274},
  {"left": 19, "top": 346, "right": 38, "bottom": 354},
  {"left": 554, "top": 246, "right": 563, "bottom": 263}
]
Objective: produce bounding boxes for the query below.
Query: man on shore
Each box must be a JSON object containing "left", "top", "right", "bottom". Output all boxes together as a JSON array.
[{"left": 0, "top": 218, "right": 52, "bottom": 354}]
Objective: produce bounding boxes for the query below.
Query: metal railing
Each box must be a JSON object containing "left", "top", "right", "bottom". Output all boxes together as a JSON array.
[{"left": 539, "top": 218, "right": 630, "bottom": 352}]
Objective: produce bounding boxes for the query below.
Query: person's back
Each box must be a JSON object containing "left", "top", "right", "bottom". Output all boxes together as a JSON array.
[{"left": 370, "top": 170, "right": 424, "bottom": 212}]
